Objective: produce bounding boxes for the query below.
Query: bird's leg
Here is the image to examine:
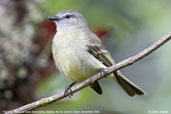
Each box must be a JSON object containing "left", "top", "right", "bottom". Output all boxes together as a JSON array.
[{"left": 64, "top": 81, "right": 76, "bottom": 98}]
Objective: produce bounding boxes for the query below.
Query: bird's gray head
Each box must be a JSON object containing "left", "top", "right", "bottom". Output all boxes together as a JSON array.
[{"left": 48, "top": 10, "right": 88, "bottom": 31}]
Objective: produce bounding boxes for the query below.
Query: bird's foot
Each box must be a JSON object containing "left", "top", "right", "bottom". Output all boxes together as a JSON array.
[
  {"left": 64, "top": 82, "right": 76, "bottom": 98},
  {"left": 100, "top": 68, "right": 107, "bottom": 76}
]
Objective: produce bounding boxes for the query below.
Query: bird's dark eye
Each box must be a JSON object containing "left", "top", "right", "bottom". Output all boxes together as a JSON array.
[{"left": 65, "top": 14, "right": 71, "bottom": 19}]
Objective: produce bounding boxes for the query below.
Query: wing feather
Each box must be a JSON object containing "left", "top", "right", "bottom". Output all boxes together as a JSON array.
[{"left": 87, "top": 41, "right": 115, "bottom": 67}]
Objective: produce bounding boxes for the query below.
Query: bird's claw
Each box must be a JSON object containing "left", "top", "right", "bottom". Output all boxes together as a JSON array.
[
  {"left": 64, "top": 87, "right": 73, "bottom": 98},
  {"left": 100, "top": 68, "right": 106, "bottom": 76},
  {"left": 64, "top": 82, "right": 76, "bottom": 98}
]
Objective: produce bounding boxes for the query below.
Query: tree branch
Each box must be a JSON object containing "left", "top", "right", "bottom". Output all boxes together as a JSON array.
[{"left": 4, "top": 32, "right": 171, "bottom": 114}]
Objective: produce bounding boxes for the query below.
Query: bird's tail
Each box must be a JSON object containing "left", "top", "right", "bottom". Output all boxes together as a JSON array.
[{"left": 110, "top": 71, "right": 146, "bottom": 97}]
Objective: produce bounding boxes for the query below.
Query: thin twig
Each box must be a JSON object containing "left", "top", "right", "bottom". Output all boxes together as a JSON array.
[{"left": 4, "top": 32, "right": 171, "bottom": 114}]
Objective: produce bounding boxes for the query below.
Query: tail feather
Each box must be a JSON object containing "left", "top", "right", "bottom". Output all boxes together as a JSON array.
[{"left": 114, "top": 71, "right": 146, "bottom": 97}]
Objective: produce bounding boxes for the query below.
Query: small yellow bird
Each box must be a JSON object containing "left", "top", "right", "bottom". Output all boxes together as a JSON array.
[{"left": 48, "top": 10, "right": 146, "bottom": 96}]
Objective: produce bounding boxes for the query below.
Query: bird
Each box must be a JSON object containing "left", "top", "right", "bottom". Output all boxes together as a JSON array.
[{"left": 48, "top": 10, "right": 146, "bottom": 97}]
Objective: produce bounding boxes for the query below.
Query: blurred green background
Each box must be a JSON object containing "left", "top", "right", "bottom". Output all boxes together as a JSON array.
[{"left": 0, "top": 0, "right": 171, "bottom": 114}]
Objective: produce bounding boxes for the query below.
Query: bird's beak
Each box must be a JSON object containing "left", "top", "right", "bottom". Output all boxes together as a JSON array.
[{"left": 48, "top": 16, "right": 60, "bottom": 21}]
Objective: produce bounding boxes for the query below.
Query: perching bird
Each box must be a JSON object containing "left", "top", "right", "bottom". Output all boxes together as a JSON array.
[{"left": 48, "top": 10, "right": 146, "bottom": 96}]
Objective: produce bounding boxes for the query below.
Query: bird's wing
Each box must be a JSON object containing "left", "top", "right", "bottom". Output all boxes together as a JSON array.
[
  {"left": 86, "top": 33, "right": 146, "bottom": 96},
  {"left": 87, "top": 33, "right": 115, "bottom": 67}
]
